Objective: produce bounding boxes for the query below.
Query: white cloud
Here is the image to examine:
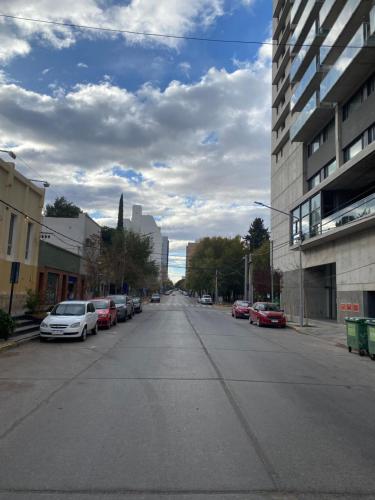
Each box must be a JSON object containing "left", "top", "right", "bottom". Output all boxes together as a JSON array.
[
  {"left": 42, "top": 68, "right": 51, "bottom": 75},
  {"left": 0, "top": 0, "right": 226, "bottom": 63},
  {"left": 0, "top": 43, "right": 271, "bottom": 279},
  {"left": 77, "top": 62, "right": 88, "bottom": 68}
]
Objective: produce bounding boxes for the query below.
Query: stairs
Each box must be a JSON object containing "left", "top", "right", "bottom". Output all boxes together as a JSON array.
[{"left": 12, "top": 315, "right": 41, "bottom": 337}]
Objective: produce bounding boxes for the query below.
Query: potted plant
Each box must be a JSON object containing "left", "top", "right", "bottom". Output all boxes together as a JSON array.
[
  {"left": 25, "top": 289, "right": 40, "bottom": 317},
  {"left": 0, "top": 310, "right": 15, "bottom": 340}
]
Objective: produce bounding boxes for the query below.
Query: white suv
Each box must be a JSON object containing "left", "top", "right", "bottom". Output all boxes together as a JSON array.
[
  {"left": 200, "top": 295, "right": 213, "bottom": 305},
  {"left": 40, "top": 301, "right": 98, "bottom": 342}
]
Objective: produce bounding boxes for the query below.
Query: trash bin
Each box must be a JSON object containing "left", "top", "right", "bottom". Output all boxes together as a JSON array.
[
  {"left": 366, "top": 319, "right": 375, "bottom": 360},
  {"left": 345, "top": 317, "right": 368, "bottom": 356}
]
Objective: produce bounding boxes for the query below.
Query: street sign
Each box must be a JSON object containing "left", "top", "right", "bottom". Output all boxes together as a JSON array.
[{"left": 10, "top": 261, "right": 20, "bottom": 284}]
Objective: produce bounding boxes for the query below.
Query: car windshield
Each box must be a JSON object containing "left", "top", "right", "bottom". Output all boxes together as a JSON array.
[
  {"left": 203, "top": 295, "right": 211, "bottom": 298},
  {"left": 258, "top": 303, "right": 280, "bottom": 311},
  {"left": 108, "top": 296, "right": 125, "bottom": 304},
  {"left": 133, "top": 298, "right": 140, "bottom": 302},
  {"left": 51, "top": 303, "right": 86, "bottom": 316},
  {"left": 92, "top": 300, "right": 109, "bottom": 309},
  {"left": 237, "top": 301, "right": 249, "bottom": 307}
]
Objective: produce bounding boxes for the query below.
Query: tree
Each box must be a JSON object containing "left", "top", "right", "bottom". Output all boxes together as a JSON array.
[
  {"left": 252, "top": 239, "right": 281, "bottom": 302},
  {"left": 117, "top": 194, "right": 124, "bottom": 230},
  {"left": 186, "top": 236, "right": 245, "bottom": 302},
  {"left": 244, "top": 217, "right": 269, "bottom": 252},
  {"left": 45, "top": 197, "right": 82, "bottom": 218}
]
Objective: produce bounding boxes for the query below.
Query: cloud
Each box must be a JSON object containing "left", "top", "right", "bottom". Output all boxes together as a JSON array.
[
  {"left": 0, "top": 0, "right": 226, "bottom": 63},
  {"left": 77, "top": 62, "right": 88, "bottom": 69},
  {"left": 179, "top": 62, "right": 191, "bottom": 77},
  {"left": 0, "top": 42, "right": 271, "bottom": 279}
]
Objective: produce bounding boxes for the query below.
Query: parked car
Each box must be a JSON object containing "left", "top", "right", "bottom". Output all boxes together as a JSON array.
[
  {"left": 199, "top": 294, "right": 213, "bottom": 305},
  {"left": 249, "top": 302, "right": 286, "bottom": 328},
  {"left": 232, "top": 300, "right": 250, "bottom": 319},
  {"left": 132, "top": 297, "right": 143, "bottom": 313},
  {"left": 92, "top": 298, "right": 117, "bottom": 329},
  {"left": 40, "top": 301, "right": 98, "bottom": 341},
  {"left": 107, "top": 295, "right": 134, "bottom": 321},
  {"left": 151, "top": 293, "right": 161, "bottom": 303}
]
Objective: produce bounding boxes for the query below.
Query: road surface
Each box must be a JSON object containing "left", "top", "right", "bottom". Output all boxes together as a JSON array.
[{"left": 1, "top": 293, "right": 375, "bottom": 499}]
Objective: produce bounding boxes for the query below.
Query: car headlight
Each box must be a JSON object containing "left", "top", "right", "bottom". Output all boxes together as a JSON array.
[
  {"left": 70, "top": 322, "right": 81, "bottom": 328},
  {"left": 41, "top": 321, "right": 48, "bottom": 328}
]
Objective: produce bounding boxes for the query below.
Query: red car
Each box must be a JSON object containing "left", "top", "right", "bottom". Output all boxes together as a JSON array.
[
  {"left": 92, "top": 298, "right": 117, "bottom": 329},
  {"left": 249, "top": 302, "right": 286, "bottom": 328},
  {"left": 232, "top": 300, "right": 250, "bottom": 319}
]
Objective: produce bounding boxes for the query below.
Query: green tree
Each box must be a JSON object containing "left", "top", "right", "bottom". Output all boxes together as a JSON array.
[
  {"left": 45, "top": 197, "right": 82, "bottom": 217},
  {"left": 252, "top": 239, "right": 281, "bottom": 302},
  {"left": 175, "top": 278, "right": 186, "bottom": 289},
  {"left": 186, "top": 236, "right": 245, "bottom": 302},
  {"left": 117, "top": 194, "right": 124, "bottom": 230},
  {"left": 244, "top": 217, "right": 269, "bottom": 252}
]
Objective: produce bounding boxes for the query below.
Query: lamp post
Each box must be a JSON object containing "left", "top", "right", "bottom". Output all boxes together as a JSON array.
[
  {"left": 254, "top": 201, "right": 304, "bottom": 327},
  {"left": 0, "top": 149, "right": 16, "bottom": 160}
]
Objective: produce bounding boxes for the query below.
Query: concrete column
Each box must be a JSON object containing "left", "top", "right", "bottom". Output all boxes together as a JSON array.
[{"left": 335, "top": 104, "right": 343, "bottom": 167}]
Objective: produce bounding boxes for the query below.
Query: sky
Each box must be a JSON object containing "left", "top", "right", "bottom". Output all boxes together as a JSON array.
[{"left": 0, "top": 0, "right": 272, "bottom": 282}]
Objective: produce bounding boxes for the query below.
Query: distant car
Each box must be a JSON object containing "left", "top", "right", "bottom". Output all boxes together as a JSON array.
[
  {"left": 92, "top": 298, "right": 117, "bottom": 329},
  {"left": 40, "top": 301, "right": 98, "bottom": 341},
  {"left": 151, "top": 293, "right": 161, "bottom": 303},
  {"left": 232, "top": 300, "right": 250, "bottom": 319},
  {"left": 199, "top": 294, "right": 213, "bottom": 305},
  {"left": 249, "top": 302, "right": 286, "bottom": 328},
  {"left": 132, "top": 297, "right": 143, "bottom": 313},
  {"left": 107, "top": 295, "right": 134, "bottom": 321}
]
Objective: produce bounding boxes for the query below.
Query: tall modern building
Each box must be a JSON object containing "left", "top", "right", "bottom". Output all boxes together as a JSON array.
[
  {"left": 161, "top": 236, "right": 169, "bottom": 285},
  {"left": 271, "top": 0, "right": 375, "bottom": 322}
]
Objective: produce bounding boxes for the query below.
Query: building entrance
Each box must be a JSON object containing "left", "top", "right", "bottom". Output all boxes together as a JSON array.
[{"left": 304, "top": 263, "right": 337, "bottom": 320}]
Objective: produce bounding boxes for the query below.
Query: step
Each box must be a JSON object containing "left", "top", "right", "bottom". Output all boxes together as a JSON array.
[{"left": 12, "top": 324, "right": 40, "bottom": 336}]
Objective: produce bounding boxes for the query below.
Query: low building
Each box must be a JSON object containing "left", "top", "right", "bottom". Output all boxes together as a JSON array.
[
  {"left": 161, "top": 236, "right": 169, "bottom": 287},
  {"left": 0, "top": 158, "right": 44, "bottom": 313},
  {"left": 37, "top": 241, "right": 84, "bottom": 307}
]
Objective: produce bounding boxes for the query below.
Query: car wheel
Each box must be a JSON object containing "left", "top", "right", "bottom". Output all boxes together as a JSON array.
[
  {"left": 80, "top": 327, "right": 87, "bottom": 342},
  {"left": 92, "top": 323, "right": 98, "bottom": 335}
]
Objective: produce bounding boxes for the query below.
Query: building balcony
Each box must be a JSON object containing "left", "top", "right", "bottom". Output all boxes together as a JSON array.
[
  {"left": 272, "top": 122, "right": 290, "bottom": 155},
  {"left": 273, "top": 2, "right": 291, "bottom": 41},
  {"left": 290, "top": 19, "right": 323, "bottom": 84},
  {"left": 319, "top": 0, "right": 343, "bottom": 31},
  {"left": 320, "top": 0, "right": 371, "bottom": 67},
  {"left": 273, "top": 0, "right": 287, "bottom": 20},
  {"left": 273, "top": 99, "right": 290, "bottom": 132},
  {"left": 290, "top": 91, "right": 333, "bottom": 142},
  {"left": 273, "top": 23, "right": 291, "bottom": 63},
  {"left": 272, "top": 46, "right": 290, "bottom": 85},
  {"left": 320, "top": 22, "right": 375, "bottom": 104},
  {"left": 290, "top": 0, "right": 323, "bottom": 54},
  {"left": 291, "top": 56, "right": 320, "bottom": 111},
  {"left": 272, "top": 73, "right": 290, "bottom": 108},
  {"left": 290, "top": 0, "right": 307, "bottom": 27}
]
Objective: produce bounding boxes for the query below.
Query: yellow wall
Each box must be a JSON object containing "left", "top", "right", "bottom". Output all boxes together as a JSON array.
[{"left": 0, "top": 158, "right": 44, "bottom": 313}]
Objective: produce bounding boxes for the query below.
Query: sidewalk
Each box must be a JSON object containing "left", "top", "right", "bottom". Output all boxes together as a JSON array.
[
  {"left": 288, "top": 318, "right": 347, "bottom": 349},
  {"left": 0, "top": 331, "right": 39, "bottom": 353}
]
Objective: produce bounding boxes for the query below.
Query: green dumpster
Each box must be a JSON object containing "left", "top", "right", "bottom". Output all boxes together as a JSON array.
[
  {"left": 345, "top": 317, "right": 368, "bottom": 356},
  {"left": 366, "top": 320, "right": 375, "bottom": 360}
]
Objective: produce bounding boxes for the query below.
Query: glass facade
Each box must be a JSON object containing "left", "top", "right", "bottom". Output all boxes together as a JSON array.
[
  {"left": 290, "top": 0, "right": 317, "bottom": 48},
  {"left": 291, "top": 56, "right": 318, "bottom": 110},
  {"left": 291, "top": 192, "right": 322, "bottom": 244},
  {"left": 320, "top": 24, "right": 364, "bottom": 101},
  {"left": 370, "top": 5, "right": 375, "bottom": 36},
  {"left": 319, "top": 0, "right": 336, "bottom": 27},
  {"left": 320, "top": 0, "right": 361, "bottom": 64},
  {"left": 290, "top": 92, "right": 318, "bottom": 141},
  {"left": 321, "top": 193, "right": 375, "bottom": 234}
]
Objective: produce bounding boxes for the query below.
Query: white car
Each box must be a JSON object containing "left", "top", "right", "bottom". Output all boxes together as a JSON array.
[
  {"left": 40, "top": 301, "right": 98, "bottom": 342},
  {"left": 199, "top": 295, "right": 213, "bottom": 305}
]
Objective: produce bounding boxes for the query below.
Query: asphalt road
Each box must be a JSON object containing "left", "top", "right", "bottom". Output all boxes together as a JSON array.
[{"left": 2, "top": 293, "right": 375, "bottom": 500}]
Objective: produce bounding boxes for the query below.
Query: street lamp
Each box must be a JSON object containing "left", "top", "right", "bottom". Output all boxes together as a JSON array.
[
  {"left": 254, "top": 201, "right": 304, "bottom": 327},
  {"left": 29, "top": 179, "right": 50, "bottom": 188},
  {"left": 0, "top": 149, "right": 16, "bottom": 160}
]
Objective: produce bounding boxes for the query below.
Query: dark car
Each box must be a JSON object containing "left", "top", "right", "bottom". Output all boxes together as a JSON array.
[
  {"left": 232, "top": 300, "right": 250, "bottom": 319},
  {"left": 107, "top": 295, "right": 134, "bottom": 321},
  {"left": 132, "top": 297, "right": 143, "bottom": 313},
  {"left": 249, "top": 302, "right": 286, "bottom": 328},
  {"left": 92, "top": 298, "right": 117, "bottom": 329}
]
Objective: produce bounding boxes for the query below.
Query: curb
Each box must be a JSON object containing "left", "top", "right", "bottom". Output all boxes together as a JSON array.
[{"left": 0, "top": 332, "right": 40, "bottom": 354}]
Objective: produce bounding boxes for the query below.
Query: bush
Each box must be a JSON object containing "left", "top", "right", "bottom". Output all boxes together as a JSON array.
[
  {"left": 0, "top": 310, "right": 15, "bottom": 340},
  {"left": 25, "top": 289, "right": 40, "bottom": 314}
]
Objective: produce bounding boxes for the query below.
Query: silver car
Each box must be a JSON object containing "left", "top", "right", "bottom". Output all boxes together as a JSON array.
[{"left": 107, "top": 295, "right": 134, "bottom": 321}]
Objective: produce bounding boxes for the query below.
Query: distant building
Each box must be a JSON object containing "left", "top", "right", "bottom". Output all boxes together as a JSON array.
[
  {"left": 124, "top": 205, "right": 168, "bottom": 281},
  {"left": 185, "top": 242, "right": 197, "bottom": 278},
  {"left": 0, "top": 158, "right": 45, "bottom": 313},
  {"left": 161, "top": 236, "right": 169, "bottom": 286}
]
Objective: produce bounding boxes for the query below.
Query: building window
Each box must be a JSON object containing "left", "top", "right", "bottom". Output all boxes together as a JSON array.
[
  {"left": 343, "top": 136, "right": 363, "bottom": 162},
  {"left": 307, "top": 121, "right": 333, "bottom": 157},
  {"left": 291, "top": 193, "right": 322, "bottom": 243},
  {"left": 7, "top": 213, "right": 17, "bottom": 256},
  {"left": 342, "top": 72, "right": 375, "bottom": 121},
  {"left": 308, "top": 172, "right": 321, "bottom": 190},
  {"left": 324, "top": 158, "right": 337, "bottom": 178},
  {"left": 25, "top": 222, "right": 33, "bottom": 260},
  {"left": 368, "top": 124, "right": 375, "bottom": 144},
  {"left": 310, "top": 194, "right": 321, "bottom": 237}
]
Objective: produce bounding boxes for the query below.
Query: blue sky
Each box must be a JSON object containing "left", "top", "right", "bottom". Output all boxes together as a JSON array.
[{"left": 0, "top": 0, "right": 272, "bottom": 281}]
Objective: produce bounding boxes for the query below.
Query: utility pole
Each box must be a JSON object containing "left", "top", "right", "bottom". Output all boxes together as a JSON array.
[
  {"left": 215, "top": 269, "right": 218, "bottom": 304},
  {"left": 270, "top": 240, "right": 274, "bottom": 302},
  {"left": 248, "top": 254, "right": 253, "bottom": 304},
  {"left": 244, "top": 255, "right": 248, "bottom": 301}
]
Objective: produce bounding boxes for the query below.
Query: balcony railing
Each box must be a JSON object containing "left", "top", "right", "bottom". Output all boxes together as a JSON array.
[
  {"left": 291, "top": 56, "right": 318, "bottom": 110},
  {"left": 290, "top": 0, "right": 322, "bottom": 50},
  {"left": 370, "top": 5, "right": 375, "bottom": 35},
  {"left": 321, "top": 193, "right": 375, "bottom": 235},
  {"left": 291, "top": 0, "right": 304, "bottom": 24},
  {"left": 320, "top": 23, "right": 365, "bottom": 102},
  {"left": 320, "top": 0, "right": 361, "bottom": 65},
  {"left": 290, "top": 91, "right": 318, "bottom": 140},
  {"left": 319, "top": 0, "right": 336, "bottom": 27},
  {"left": 290, "top": 20, "right": 320, "bottom": 82}
]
